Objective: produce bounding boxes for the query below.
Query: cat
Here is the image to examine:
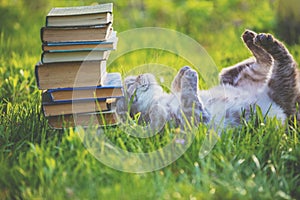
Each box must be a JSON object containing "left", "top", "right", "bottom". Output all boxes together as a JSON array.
[
  {"left": 116, "top": 30, "right": 300, "bottom": 132},
  {"left": 116, "top": 67, "right": 210, "bottom": 133}
]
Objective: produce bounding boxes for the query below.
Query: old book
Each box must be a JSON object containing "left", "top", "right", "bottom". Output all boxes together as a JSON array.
[
  {"left": 35, "top": 60, "right": 107, "bottom": 90},
  {"left": 43, "top": 73, "right": 123, "bottom": 102},
  {"left": 46, "top": 3, "right": 113, "bottom": 27},
  {"left": 42, "top": 98, "right": 115, "bottom": 117},
  {"left": 42, "top": 31, "right": 118, "bottom": 52},
  {"left": 41, "top": 49, "right": 110, "bottom": 63},
  {"left": 47, "top": 109, "right": 118, "bottom": 129},
  {"left": 41, "top": 23, "right": 112, "bottom": 43}
]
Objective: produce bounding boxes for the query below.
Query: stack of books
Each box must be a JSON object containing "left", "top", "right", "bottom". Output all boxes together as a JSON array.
[{"left": 35, "top": 3, "right": 123, "bottom": 129}]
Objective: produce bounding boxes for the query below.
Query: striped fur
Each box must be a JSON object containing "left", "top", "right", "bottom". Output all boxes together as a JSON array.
[
  {"left": 255, "top": 33, "right": 300, "bottom": 116},
  {"left": 216, "top": 30, "right": 300, "bottom": 126},
  {"left": 220, "top": 30, "right": 272, "bottom": 90}
]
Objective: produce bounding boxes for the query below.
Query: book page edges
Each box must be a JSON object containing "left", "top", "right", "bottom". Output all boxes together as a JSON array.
[{"left": 47, "top": 3, "right": 113, "bottom": 16}]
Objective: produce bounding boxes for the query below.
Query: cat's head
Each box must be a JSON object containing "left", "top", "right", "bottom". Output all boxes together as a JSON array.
[
  {"left": 124, "top": 73, "right": 162, "bottom": 103},
  {"left": 123, "top": 73, "right": 163, "bottom": 117}
]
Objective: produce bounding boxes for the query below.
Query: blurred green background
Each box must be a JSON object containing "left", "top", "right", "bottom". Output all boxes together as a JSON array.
[
  {"left": 2, "top": 0, "right": 300, "bottom": 101},
  {"left": 2, "top": 0, "right": 300, "bottom": 77},
  {"left": 1, "top": 0, "right": 300, "bottom": 59}
]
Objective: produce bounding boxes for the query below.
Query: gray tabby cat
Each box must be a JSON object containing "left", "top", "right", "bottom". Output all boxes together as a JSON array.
[
  {"left": 116, "top": 67, "right": 210, "bottom": 133},
  {"left": 117, "top": 30, "right": 300, "bottom": 131}
]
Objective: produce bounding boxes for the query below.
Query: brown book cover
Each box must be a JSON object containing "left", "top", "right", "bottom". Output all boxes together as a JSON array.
[
  {"left": 41, "top": 49, "right": 111, "bottom": 63},
  {"left": 42, "top": 31, "right": 118, "bottom": 52},
  {"left": 42, "top": 98, "right": 114, "bottom": 117},
  {"left": 35, "top": 60, "right": 107, "bottom": 90},
  {"left": 46, "top": 12, "right": 112, "bottom": 27},
  {"left": 41, "top": 23, "right": 112, "bottom": 43},
  {"left": 43, "top": 73, "right": 123, "bottom": 101}
]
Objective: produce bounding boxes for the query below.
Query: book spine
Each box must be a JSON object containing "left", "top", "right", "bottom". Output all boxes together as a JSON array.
[
  {"left": 41, "top": 51, "right": 45, "bottom": 63},
  {"left": 40, "top": 27, "right": 45, "bottom": 43},
  {"left": 35, "top": 62, "right": 41, "bottom": 89},
  {"left": 45, "top": 16, "right": 49, "bottom": 27},
  {"left": 41, "top": 91, "right": 54, "bottom": 103}
]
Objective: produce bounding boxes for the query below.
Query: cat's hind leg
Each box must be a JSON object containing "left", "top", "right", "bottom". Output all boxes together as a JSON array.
[
  {"left": 219, "top": 30, "right": 272, "bottom": 87},
  {"left": 255, "top": 33, "right": 300, "bottom": 116}
]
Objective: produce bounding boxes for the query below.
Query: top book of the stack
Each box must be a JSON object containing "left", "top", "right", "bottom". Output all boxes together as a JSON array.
[{"left": 45, "top": 3, "right": 113, "bottom": 27}]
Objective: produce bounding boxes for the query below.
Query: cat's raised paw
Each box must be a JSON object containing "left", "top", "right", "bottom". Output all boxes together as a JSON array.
[
  {"left": 172, "top": 66, "right": 192, "bottom": 92},
  {"left": 254, "top": 33, "right": 274, "bottom": 48},
  {"left": 183, "top": 69, "right": 197, "bottom": 81},
  {"left": 182, "top": 69, "right": 198, "bottom": 85},
  {"left": 179, "top": 66, "right": 191, "bottom": 76},
  {"left": 242, "top": 30, "right": 256, "bottom": 44},
  {"left": 182, "top": 69, "right": 198, "bottom": 90}
]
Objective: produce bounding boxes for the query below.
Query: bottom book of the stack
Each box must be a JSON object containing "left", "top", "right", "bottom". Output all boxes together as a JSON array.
[
  {"left": 46, "top": 109, "right": 119, "bottom": 129},
  {"left": 42, "top": 97, "right": 115, "bottom": 116}
]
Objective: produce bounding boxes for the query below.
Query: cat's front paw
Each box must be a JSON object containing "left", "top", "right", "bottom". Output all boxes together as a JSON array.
[
  {"left": 177, "top": 66, "right": 192, "bottom": 82},
  {"left": 242, "top": 30, "right": 256, "bottom": 44},
  {"left": 181, "top": 69, "right": 198, "bottom": 92},
  {"left": 254, "top": 33, "right": 275, "bottom": 48},
  {"left": 183, "top": 69, "right": 198, "bottom": 82},
  {"left": 172, "top": 66, "right": 191, "bottom": 92},
  {"left": 179, "top": 66, "right": 191, "bottom": 74}
]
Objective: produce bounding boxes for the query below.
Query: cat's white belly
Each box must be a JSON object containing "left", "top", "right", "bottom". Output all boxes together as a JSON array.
[
  {"left": 255, "top": 90, "right": 286, "bottom": 121},
  {"left": 199, "top": 85, "right": 286, "bottom": 128}
]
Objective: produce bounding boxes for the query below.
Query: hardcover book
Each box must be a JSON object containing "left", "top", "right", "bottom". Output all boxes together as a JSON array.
[
  {"left": 46, "top": 3, "right": 113, "bottom": 27},
  {"left": 41, "top": 49, "right": 111, "bottom": 63},
  {"left": 47, "top": 13, "right": 112, "bottom": 27},
  {"left": 41, "top": 23, "right": 112, "bottom": 43},
  {"left": 42, "top": 31, "right": 118, "bottom": 52},
  {"left": 47, "top": 109, "right": 118, "bottom": 129},
  {"left": 43, "top": 73, "right": 123, "bottom": 102},
  {"left": 35, "top": 60, "right": 107, "bottom": 89},
  {"left": 42, "top": 98, "right": 115, "bottom": 117}
]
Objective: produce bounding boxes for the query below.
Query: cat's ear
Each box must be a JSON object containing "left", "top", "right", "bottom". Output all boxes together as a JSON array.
[
  {"left": 124, "top": 76, "right": 137, "bottom": 90},
  {"left": 124, "top": 76, "right": 138, "bottom": 103},
  {"left": 127, "top": 83, "right": 138, "bottom": 103},
  {"left": 136, "top": 73, "right": 156, "bottom": 91}
]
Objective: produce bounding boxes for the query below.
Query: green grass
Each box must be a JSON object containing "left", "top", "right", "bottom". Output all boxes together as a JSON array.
[{"left": 1, "top": 0, "right": 300, "bottom": 199}]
